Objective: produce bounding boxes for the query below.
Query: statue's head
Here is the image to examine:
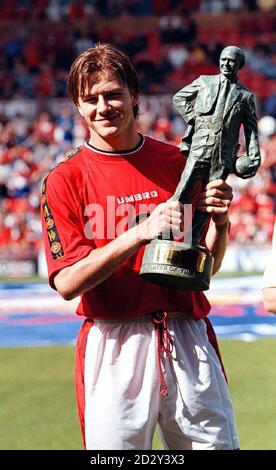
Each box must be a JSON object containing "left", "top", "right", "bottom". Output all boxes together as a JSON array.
[{"left": 219, "top": 46, "right": 245, "bottom": 77}]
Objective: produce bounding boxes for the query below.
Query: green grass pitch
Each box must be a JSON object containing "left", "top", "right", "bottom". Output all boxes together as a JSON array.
[{"left": 0, "top": 340, "right": 276, "bottom": 450}]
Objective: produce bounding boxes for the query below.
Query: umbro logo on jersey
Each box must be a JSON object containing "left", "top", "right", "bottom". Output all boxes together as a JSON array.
[{"left": 116, "top": 190, "right": 159, "bottom": 204}]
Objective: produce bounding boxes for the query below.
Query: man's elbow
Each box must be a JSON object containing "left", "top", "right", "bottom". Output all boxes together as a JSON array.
[
  {"left": 54, "top": 272, "right": 76, "bottom": 301},
  {"left": 55, "top": 283, "right": 75, "bottom": 301},
  {"left": 59, "top": 289, "right": 76, "bottom": 301}
]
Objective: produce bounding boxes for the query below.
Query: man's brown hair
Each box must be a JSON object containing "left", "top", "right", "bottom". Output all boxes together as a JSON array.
[{"left": 67, "top": 43, "right": 140, "bottom": 117}]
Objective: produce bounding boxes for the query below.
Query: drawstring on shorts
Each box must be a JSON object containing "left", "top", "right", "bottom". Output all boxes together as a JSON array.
[
  {"left": 92, "top": 311, "right": 181, "bottom": 398},
  {"left": 153, "top": 311, "right": 174, "bottom": 397}
]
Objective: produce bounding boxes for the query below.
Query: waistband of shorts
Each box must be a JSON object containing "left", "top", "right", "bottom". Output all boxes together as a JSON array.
[{"left": 90, "top": 311, "right": 188, "bottom": 325}]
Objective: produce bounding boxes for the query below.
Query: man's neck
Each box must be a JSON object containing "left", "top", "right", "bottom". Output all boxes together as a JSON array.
[
  {"left": 87, "top": 134, "right": 144, "bottom": 154},
  {"left": 88, "top": 128, "right": 140, "bottom": 153}
]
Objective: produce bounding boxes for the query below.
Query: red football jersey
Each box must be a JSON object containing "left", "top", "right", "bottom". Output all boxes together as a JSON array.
[{"left": 41, "top": 135, "right": 210, "bottom": 320}]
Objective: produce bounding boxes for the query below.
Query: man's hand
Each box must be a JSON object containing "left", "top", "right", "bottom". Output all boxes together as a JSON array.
[
  {"left": 196, "top": 179, "right": 233, "bottom": 227},
  {"left": 136, "top": 200, "right": 184, "bottom": 242}
]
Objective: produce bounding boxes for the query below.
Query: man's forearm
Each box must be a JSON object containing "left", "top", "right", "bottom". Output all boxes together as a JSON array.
[
  {"left": 54, "top": 225, "right": 146, "bottom": 300},
  {"left": 54, "top": 200, "right": 183, "bottom": 300},
  {"left": 205, "top": 218, "right": 230, "bottom": 275}
]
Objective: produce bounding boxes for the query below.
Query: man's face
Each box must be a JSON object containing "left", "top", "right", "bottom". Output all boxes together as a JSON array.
[
  {"left": 77, "top": 72, "right": 138, "bottom": 147},
  {"left": 219, "top": 50, "right": 240, "bottom": 77}
]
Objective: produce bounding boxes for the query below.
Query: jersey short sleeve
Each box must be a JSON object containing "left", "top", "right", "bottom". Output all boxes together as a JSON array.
[{"left": 41, "top": 166, "right": 95, "bottom": 289}]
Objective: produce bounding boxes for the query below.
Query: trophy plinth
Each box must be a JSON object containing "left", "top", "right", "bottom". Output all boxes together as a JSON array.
[{"left": 140, "top": 239, "right": 214, "bottom": 291}]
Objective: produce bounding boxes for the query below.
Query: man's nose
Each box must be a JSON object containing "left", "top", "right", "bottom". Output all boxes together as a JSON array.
[{"left": 98, "top": 96, "right": 109, "bottom": 113}]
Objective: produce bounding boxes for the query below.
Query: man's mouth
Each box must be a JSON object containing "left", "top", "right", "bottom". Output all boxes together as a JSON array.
[{"left": 96, "top": 115, "right": 119, "bottom": 122}]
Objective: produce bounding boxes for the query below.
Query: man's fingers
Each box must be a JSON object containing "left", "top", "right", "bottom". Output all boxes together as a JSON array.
[
  {"left": 198, "top": 196, "right": 231, "bottom": 207},
  {"left": 160, "top": 201, "right": 184, "bottom": 217},
  {"left": 199, "top": 205, "right": 229, "bottom": 214},
  {"left": 198, "top": 188, "right": 233, "bottom": 201},
  {"left": 205, "top": 179, "right": 227, "bottom": 190}
]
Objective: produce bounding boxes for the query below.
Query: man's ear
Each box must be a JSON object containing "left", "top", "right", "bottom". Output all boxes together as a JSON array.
[{"left": 132, "top": 95, "right": 139, "bottom": 106}]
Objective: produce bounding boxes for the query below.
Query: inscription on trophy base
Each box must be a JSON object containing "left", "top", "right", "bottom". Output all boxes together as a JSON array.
[{"left": 140, "top": 239, "right": 214, "bottom": 291}]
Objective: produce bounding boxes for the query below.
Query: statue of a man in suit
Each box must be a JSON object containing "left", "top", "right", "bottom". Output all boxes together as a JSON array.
[{"left": 172, "top": 45, "right": 261, "bottom": 245}]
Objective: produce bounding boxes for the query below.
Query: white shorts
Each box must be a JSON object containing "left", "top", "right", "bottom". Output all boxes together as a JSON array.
[{"left": 75, "top": 313, "right": 239, "bottom": 450}]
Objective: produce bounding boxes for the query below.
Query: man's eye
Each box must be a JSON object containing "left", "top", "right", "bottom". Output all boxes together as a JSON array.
[
  {"left": 107, "top": 92, "right": 120, "bottom": 98},
  {"left": 84, "top": 97, "right": 97, "bottom": 103}
]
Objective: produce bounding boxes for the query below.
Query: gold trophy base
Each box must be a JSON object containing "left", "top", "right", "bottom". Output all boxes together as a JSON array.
[{"left": 140, "top": 239, "right": 214, "bottom": 291}]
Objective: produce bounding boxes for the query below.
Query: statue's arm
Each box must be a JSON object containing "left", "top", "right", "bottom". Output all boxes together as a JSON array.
[
  {"left": 243, "top": 93, "right": 261, "bottom": 164},
  {"left": 173, "top": 78, "right": 201, "bottom": 124},
  {"left": 236, "top": 93, "right": 261, "bottom": 179}
]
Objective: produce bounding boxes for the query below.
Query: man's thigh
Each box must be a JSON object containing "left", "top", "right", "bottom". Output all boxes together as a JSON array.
[
  {"left": 83, "top": 320, "right": 159, "bottom": 450},
  {"left": 158, "top": 317, "right": 239, "bottom": 450}
]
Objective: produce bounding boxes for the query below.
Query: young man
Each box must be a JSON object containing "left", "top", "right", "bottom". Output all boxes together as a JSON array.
[{"left": 41, "top": 43, "right": 239, "bottom": 450}]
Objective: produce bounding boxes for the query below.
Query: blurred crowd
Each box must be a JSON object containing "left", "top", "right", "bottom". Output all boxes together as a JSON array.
[
  {"left": 1, "top": 0, "right": 276, "bottom": 257},
  {"left": 2, "top": 2, "right": 276, "bottom": 101},
  {"left": 1, "top": 100, "right": 276, "bottom": 256}
]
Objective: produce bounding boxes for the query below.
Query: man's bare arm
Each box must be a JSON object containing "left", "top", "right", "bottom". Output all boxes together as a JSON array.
[
  {"left": 197, "top": 179, "right": 232, "bottom": 274},
  {"left": 54, "top": 200, "right": 183, "bottom": 300}
]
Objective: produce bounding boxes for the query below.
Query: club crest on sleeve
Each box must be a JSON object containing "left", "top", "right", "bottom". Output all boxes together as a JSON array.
[
  {"left": 51, "top": 242, "right": 62, "bottom": 255},
  {"left": 42, "top": 177, "right": 64, "bottom": 260}
]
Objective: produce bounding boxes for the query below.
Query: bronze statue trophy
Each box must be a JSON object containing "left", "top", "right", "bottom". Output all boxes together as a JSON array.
[{"left": 140, "top": 46, "right": 261, "bottom": 291}]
